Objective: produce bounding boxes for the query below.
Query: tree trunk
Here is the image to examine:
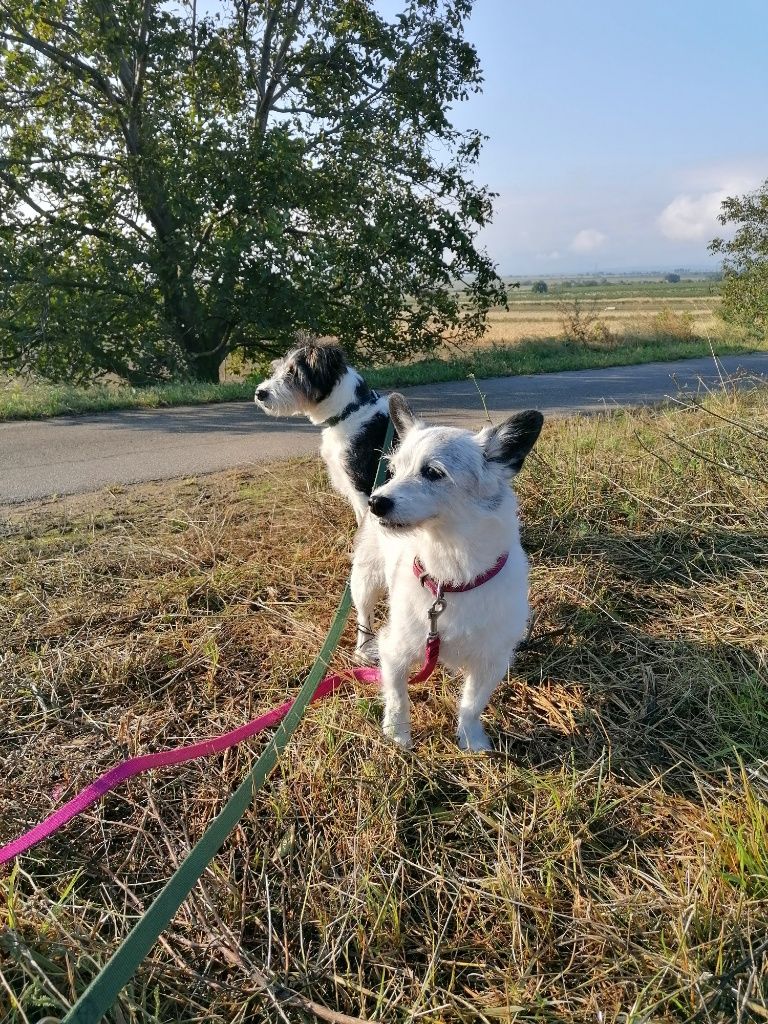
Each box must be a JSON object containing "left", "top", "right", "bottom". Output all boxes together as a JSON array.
[{"left": 187, "top": 348, "right": 222, "bottom": 383}]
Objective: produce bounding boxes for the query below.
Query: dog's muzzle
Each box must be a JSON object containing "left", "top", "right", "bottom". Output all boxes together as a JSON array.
[{"left": 368, "top": 494, "right": 394, "bottom": 517}]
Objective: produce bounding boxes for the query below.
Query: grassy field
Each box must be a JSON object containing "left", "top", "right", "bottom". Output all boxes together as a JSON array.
[
  {"left": 1, "top": 284, "right": 763, "bottom": 420},
  {"left": 504, "top": 279, "right": 721, "bottom": 301},
  {"left": 1, "top": 383, "right": 767, "bottom": 1022},
  {"left": 370, "top": 292, "right": 756, "bottom": 387},
  {"left": 491, "top": 290, "right": 721, "bottom": 341},
  {"left": 0, "top": 379, "right": 251, "bottom": 422}
]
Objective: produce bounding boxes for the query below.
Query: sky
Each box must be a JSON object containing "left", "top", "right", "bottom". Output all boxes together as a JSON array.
[
  {"left": 440, "top": 0, "right": 768, "bottom": 275},
  {"left": 200, "top": 0, "right": 768, "bottom": 275}
]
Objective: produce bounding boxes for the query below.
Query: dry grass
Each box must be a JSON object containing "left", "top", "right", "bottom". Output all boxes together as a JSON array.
[
  {"left": 1, "top": 383, "right": 767, "bottom": 1023},
  {"left": 473, "top": 297, "right": 723, "bottom": 351}
]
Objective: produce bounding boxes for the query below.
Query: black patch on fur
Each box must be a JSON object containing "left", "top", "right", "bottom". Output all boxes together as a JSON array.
[
  {"left": 344, "top": 410, "right": 390, "bottom": 494},
  {"left": 484, "top": 410, "right": 544, "bottom": 474},
  {"left": 323, "top": 375, "right": 378, "bottom": 427},
  {"left": 354, "top": 377, "right": 374, "bottom": 403},
  {"left": 294, "top": 343, "right": 347, "bottom": 403}
]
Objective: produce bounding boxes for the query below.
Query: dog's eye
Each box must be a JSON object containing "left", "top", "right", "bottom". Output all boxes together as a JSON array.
[
  {"left": 386, "top": 462, "right": 396, "bottom": 479},
  {"left": 421, "top": 464, "right": 445, "bottom": 482}
]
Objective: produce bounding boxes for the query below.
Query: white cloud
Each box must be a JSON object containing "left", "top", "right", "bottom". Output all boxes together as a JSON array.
[
  {"left": 657, "top": 189, "right": 729, "bottom": 241},
  {"left": 570, "top": 228, "right": 607, "bottom": 253},
  {"left": 657, "top": 172, "right": 764, "bottom": 242}
]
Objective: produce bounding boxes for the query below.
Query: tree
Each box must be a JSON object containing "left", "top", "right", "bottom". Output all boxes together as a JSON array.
[
  {"left": 665, "top": 273, "right": 681, "bottom": 283},
  {"left": 710, "top": 179, "right": 768, "bottom": 339},
  {"left": 531, "top": 280, "right": 548, "bottom": 294},
  {"left": 0, "top": 0, "right": 505, "bottom": 383}
]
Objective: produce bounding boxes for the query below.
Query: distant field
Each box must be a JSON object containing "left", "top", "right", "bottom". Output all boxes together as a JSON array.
[
  {"left": 364, "top": 289, "right": 754, "bottom": 388},
  {"left": 505, "top": 280, "right": 720, "bottom": 301},
  {"left": 470, "top": 295, "right": 721, "bottom": 350},
  {"left": 2, "top": 280, "right": 762, "bottom": 420}
]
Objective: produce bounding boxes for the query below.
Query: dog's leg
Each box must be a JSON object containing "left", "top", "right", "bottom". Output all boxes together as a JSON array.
[
  {"left": 456, "top": 659, "right": 509, "bottom": 752},
  {"left": 378, "top": 642, "right": 413, "bottom": 748},
  {"left": 350, "top": 491, "right": 369, "bottom": 526},
  {"left": 349, "top": 544, "right": 385, "bottom": 665}
]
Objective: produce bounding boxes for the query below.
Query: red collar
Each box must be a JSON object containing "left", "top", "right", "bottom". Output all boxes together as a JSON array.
[{"left": 413, "top": 551, "right": 509, "bottom": 597}]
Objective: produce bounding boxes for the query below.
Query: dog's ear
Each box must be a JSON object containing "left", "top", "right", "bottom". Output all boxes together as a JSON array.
[
  {"left": 389, "top": 393, "right": 417, "bottom": 438},
  {"left": 304, "top": 342, "right": 346, "bottom": 375},
  {"left": 297, "top": 343, "right": 347, "bottom": 400},
  {"left": 481, "top": 410, "right": 543, "bottom": 475}
]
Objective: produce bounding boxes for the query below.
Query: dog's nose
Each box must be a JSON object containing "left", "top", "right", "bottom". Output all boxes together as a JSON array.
[
  {"left": 368, "top": 494, "right": 394, "bottom": 517},
  {"left": 255, "top": 387, "right": 269, "bottom": 401}
]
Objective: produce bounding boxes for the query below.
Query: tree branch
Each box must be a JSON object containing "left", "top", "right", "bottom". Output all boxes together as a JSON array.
[
  {"left": 0, "top": 169, "right": 149, "bottom": 261},
  {"left": 0, "top": 270, "right": 137, "bottom": 297},
  {"left": 0, "top": 23, "right": 125, "bottom": 112}
]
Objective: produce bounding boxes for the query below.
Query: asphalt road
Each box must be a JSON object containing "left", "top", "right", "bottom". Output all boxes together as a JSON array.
[{"left": 2, "top": 353, "right": 767, "bottom": 504}]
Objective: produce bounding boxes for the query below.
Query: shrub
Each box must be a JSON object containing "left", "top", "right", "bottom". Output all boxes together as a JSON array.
[
  {"left": 652, "top": 306, "right": 696, "bottom": 341},
  {"left": 711, "top": 179, "right": 768, "bottom": 339},
  {"left": 558, "top": 298, "right": 617, "bottom": 348}
]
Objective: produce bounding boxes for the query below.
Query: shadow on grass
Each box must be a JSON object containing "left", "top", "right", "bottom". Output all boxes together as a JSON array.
[{"left": 501, "top": 522, "right": 768, "bottom": 796}]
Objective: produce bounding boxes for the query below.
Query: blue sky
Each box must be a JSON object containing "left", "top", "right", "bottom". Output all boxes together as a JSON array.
[
  {"left": 199, "top": 0, "right": 768, "bottom": 274},
  {"left": 444, "top": 0, "right": 768, "bottom": 273}
]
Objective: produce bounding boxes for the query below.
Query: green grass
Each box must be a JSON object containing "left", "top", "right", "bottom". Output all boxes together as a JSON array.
[
  {"left": 3, "top": 330, "right": 765, "bottom": 422},
  {"left": 1, "top": 385, "right": 767, "bottom": 1022},
  {"left": 365, "top": 332, "right": 762, "bottom": 388},
  {"left": 506, "top": 280, "right": 720, "bottom": 301},
  {"left": 0, "top": 378, "right": 253, "bottom": 421}
]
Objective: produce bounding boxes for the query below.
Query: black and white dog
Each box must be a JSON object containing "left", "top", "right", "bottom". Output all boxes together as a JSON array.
[{"left": 254, "top": 341, "right": 390, "bottom": 523}]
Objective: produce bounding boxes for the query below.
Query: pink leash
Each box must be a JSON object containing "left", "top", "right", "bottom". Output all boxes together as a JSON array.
[
  {"left": 0, "top": 636, "right": 440, "bottom": 866},
  {"left": 1, "top": 549, "right": 510, "bottom": 866}
]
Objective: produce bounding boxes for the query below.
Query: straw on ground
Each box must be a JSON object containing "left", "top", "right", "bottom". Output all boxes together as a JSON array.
[{"left": 1, "top": 384, "right": 767, "bottom": 1022}]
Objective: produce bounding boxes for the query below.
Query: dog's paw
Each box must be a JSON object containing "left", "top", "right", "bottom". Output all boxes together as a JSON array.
[
  {"left": 382, "top": 714, "right": 412, "bottom": 749},
  {"left": 457, "top": 722, "right": 493, "bottom": 753},
  {"left": 386, "top": 728, "right": 413, "bottom": 750},
  {"left": 355, "top": 637, "right": 379, "bottom": 666}
]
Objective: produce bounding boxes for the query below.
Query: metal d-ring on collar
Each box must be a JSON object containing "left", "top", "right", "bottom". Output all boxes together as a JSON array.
[
  {"left": 427, "top": 586, "right": 447, "bottom": 638},
  {"left": 414, "top": 551, "right": 510, "bottom": 638}
]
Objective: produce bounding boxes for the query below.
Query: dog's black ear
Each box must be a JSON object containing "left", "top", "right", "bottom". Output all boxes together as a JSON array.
[
  {"left": 481, "top": 410, "right": 543, "bottom": 475},
  {"left": 304, "top": 342, "right": 346, "bottom": 378},
  {"left": 297, "top": 343, "right": 347, "bottom": 401},
  {"left": 389, "top": 393, "right": 417, "bottom": 438}
]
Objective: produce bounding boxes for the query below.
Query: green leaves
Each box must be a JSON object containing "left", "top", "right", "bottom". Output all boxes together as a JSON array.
[
  {"left": 711, "top": 180, "right": 768, "bottom": 340},
  {"left": 0, "top": 0, "right": 504, "bottom": 383}
]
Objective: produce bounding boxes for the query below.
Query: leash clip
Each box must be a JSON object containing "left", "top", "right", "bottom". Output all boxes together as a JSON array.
[{"left": 427, "top": 586, "right": 446, "bottom": 637}]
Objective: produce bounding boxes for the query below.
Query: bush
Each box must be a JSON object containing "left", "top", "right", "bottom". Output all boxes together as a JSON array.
[
  {"left": 532, "top": 280, "right": 548, "bottom": 294},
  {"left": 558, "top": 298, "right": 617, "bottom": 349},
  {"left": 652, "top": 306, "right": 696, "bottom": 341},
  {"left": 711, "top": 180, "right": 768, "bottom": 339}
]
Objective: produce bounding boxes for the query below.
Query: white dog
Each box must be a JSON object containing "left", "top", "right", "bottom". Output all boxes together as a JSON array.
[
  {"left": 351, "top": 393, "right": 543, "bottom": 751},
  {"left": 254, "top": 340, "right": 389, "bottom": 524}
]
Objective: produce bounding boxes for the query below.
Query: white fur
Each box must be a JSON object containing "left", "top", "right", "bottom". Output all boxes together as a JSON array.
[
  {"left": 351, "top": 406, "right": 542, "bottom": 751},
  {"left": 317, "top": 385, "right": 389, "bottom": 525},
  {"left": 255, "top": 350, "right": 388, "bottom": 525}
]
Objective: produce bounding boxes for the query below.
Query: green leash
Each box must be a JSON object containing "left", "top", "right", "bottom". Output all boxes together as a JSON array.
[{"left": 62, "top": 419, "right": 394, "bottom": 1024}]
